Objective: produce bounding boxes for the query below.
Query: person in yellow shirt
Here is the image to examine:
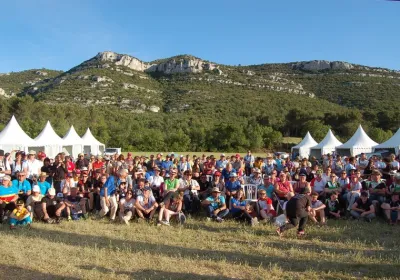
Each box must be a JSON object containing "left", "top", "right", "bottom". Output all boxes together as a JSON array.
[{"left": 9, "top": 199, "right": 32, "bottom": 229}]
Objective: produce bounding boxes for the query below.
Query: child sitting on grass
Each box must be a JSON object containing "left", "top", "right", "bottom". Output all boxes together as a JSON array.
[
  {"left": 9, "top": 199, "right": 32, "bottom": 229},
  {"left": 325, "top": 191, "right": 341, "bottom": 220}
]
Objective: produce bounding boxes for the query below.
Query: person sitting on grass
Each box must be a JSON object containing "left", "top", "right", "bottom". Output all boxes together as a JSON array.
[
  {"left": 381, "top": 192, "right": 400, "bottom": 225},
  {"left": 258, "top": 189, "right": 276, "bottom": 223},
  {"left": 309, "top": 192, "right": 326, "bottom": 226},
  {"left": 9, "top": 199, "right": 32, "bottom": 229},
  {"left": 0, "top": 175, "right": 18, "bottom": 224},
  {"left": 37, "top": 188, "right": 65, "bottom": 224},
  {"left": 135, "top": 187, "right": 158, "bottom": 222},
  {"left": 157, "top": 190, "right": 185, "bottom": 226},
  {"left": 364, "top": 170, "right": 387, "bottom": 210},
  {"left": 64, "top": 186, "right": 88, "bottom": 221},
  {"left": 324, "top": 173, "right": 341, "bottom": 199},
  {"left": 12, "top": 172, "right": 32, "bottom": 201},
  {"left": 225, "top": 172, "right": 242, "bottom": 208},
  {"left": 350, "top": 191, "right": 375, "bottom": 222},
  {"left": 179, "top": 170, "right": 200, "bottom": 215},
  {"left": 346, "top": 175, "right": 362, "bottom": 211},
  {"left": 276, "top": 187, "right": 311, "bottom": 237},
  {"left": 230, "top": 189, "right": 258, "bottom": 226},
  {"left": 25, "top": 185, "right": 43, "bottom": 219},
  {"left": 201, "top": 187, "right": 229, "bottom": 223},
  {"left": 324, "top": 191, "right": 341, "bottom": 220},
  {"left": 119, "top": 189, "right": 135, "bottom": 225}
]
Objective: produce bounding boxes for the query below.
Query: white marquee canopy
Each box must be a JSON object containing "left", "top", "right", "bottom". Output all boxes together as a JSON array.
[
  {"left": 291, "top": 131, "right": 318, "bottom": 159},
  {"left": 0, "top": 115, "right": 35, "bottom": 152},
  {"left": 310, "top": 129, "right": 343, "bottom": 159},
  {"left": 373, "top": 128, "right": 400, "bottom": 155},
  {"left": 335, "top": 125, "right": 378, "bottom": 156},
  {"left": 81, "top": 128, "right": 105, "bottom": 156},
  {"left": 29, "top": 121, "right": 64, "bottom": 158}
]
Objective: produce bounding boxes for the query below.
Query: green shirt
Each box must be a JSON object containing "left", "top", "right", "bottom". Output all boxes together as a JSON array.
[{"left": 165, "top": 178, "right": 179, "bottom": 191}]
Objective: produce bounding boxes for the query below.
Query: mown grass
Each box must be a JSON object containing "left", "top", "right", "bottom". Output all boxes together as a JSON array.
[{"left": 0, "top": 217, "right": 399, "bottom": 280}]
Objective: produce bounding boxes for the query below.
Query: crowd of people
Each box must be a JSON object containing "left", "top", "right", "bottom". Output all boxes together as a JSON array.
[{"left": 0, "top": 148, "right": 399, "bottom": 236}]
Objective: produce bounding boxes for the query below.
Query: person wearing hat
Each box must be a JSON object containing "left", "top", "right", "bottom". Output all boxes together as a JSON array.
[
  {"left": 364, "top": 170, "right": 386, "bottom": 208},
  {"left": 201, "top": 187, "right": 229, "bottom": 222},
  {"left": 26, "top": 185, "right": 43, "bottom": 219},
  {"left": 211, "top": 171, "right": 225, "bottom": 196},
  {"left": 75, "top": 153, "right": 90, "bottom": 170},
  {"left": 64, "top": 186, "right": 88, "bottom": 221},
  {"left": 216, "top": 154, "right": 228, "bottom": 171},
  {"left": 11, "top": 172, "right": 32, "bottom": 201},
  {"left": 0, "top": 175, "right": 19, "bottom": 223},
  {"left": 9, "top": 199, "right": 32, "bottom": 229},
  {"left": 310, "top": 170, "right": 326, "bottom": 197},
  {"left": 225, "top": 172, "right": 241, "bottom": 208},
  {"left": 36, "top": 172, "right": 51, "bottom": 196},
  {"left": 276, "top": 186, "right": 312, "bottom": 237},
  {"left": 350, "top": 191, "right": 376, "bottom": 222},
  {"left": 179, "top": 170, "right": 200, "bottom": 214},
  {"left": 164, "top": 169, "right": 179, "bottom": 196},
  {"left": 148, "top": 167, "right": 164, "bottom": 201},
  {"left": 135, "top": 187, "right": 158, "bottom": 222},
  {"left": 38, "top": 188, "right": 65, "bottom": 224},
  {"left": 23, "top": 150, "right": 42, "bottom": 183},
  {"left": 249, "top": 168, "right": 263, "bottom": 186}
]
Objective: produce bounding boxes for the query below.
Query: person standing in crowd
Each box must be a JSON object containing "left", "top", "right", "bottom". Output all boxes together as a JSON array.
[
  {"left": 23, "top": 151, "right": 42, "bottom": 183},
  {"left": 11, "top": 151, "right": 24, "bottom": 179},
  {"left": 277, "top": 187, "right": 312, "bottom": 237},
  {"left": 53, "top": 155, "right": 67, "bottom": 194},
  {"left": 244, "top": 151, "right": 255, "bottom": 176},
  {"left": 75, "top": 153, "right": 89, "bottom": 170}
]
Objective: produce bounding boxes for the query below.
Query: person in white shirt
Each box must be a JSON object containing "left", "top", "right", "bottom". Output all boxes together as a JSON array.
[
  {"left": 149, "top": 167, "right": 164, "bottom": 201},
  {"left": 23, "top": 150, "right": 43, "bottom": 181},
  {"left": 357, "top": 153, "right": 369, "bottom": 174},
  {"left": 179, "top": 170, "right": 200, "bottom": 214}
]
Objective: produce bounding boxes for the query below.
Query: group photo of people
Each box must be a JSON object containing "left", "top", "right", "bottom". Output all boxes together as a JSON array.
[{"left": 1, "top": 148, "right": 399, "bottom": 236}]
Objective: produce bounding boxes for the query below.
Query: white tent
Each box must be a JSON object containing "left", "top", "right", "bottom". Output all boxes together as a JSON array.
[
  {"left": 335, "top": 125, "right": 379, "bottom": 156},
  {"left": 310, "top": 129, "right": 343, "bottom": 159},
  {"left": 291, "top": 131, "right": 318, "bottom": 159},
  {"left": 29, "top": 121, "right": 64, "bottom": 158},
  {"left": 373, "top": 128, "right": 400, "bottom": 155},
  {"left": 81, "top": 128, "right": 105, "bottom": 155},
  {"left": 62, "top": 125, "right": 84, "bottom": 158},
  {"left": 0, "top": 115, "right": 35, "bottom": 153}
]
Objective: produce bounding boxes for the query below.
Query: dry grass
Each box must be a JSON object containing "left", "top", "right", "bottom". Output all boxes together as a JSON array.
[{"left": 0, "top": 217, "right": 399, "bottom": 279}]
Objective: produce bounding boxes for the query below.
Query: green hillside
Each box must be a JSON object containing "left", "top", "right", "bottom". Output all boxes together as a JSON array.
[{"left": 0, "top": 52, "right": 398, "bottom": 151}]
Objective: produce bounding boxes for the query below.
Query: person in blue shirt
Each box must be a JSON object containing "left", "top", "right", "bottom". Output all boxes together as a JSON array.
[
  {"left": 221, "top": 164, "right": 236, "bottom": 182},
  {"left": 201, "top": 187, "right": 229, "bottom": 222},
  {"left": 215, "top": 154, "right": 228, "bottom": 171},
  {"left": 258, "top": 176, "right": 275, "bottom": 199},
  {"left": 161, "top": 155, "right": 173, "bottom": 173},
  {"left": 225, "top": 172, "right": 241, "bottom": 208},
  {"left": 36, "top": 172, "right": 51, "bottom": 196},
  {"left": 230, "top": 189, "right": 254, "bottom": 225},
  {"left": 12, "top": 172, "right": 31, "bottom": 201},
  {"left": 99, "top": 173, "right": 119, "bottom": 221},
  {"left": 0, "top": 175, "right": 19, "bottom": 223}
]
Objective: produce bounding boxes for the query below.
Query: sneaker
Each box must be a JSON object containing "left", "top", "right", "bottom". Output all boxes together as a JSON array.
[
  {"left": 67, "top": 215, "right": 72, "bottom": 221},
  {"left": 251, "top": 217, "right": 259, "bottom": 227},
  {"left": 82, "top": 213, "right": 89, "bottom": 220},
  {"left": 45, "top": 218, "right": 55, "bottom": 224},
  {"left": 216, "top": 217, "right": 223, "bottom": 223},
  {"left": 55, "top": 217, "right": 62, "bottom": 224},
  {"left": 160, "top": 220, "right": 170, "bottom": 226},
  {"left": 137, "top": 218, "right": 145, "bottom": 224},
  {"left": 109, "top": 218, "right": 115, "bottom": 223},
  {"left": 123, "top": 217, "right": 129, "bottom": 225},
  {"left": 206, "top": 217, "right": 212, "bottom": 222},
  {"left": 157, "top": 221, "right": 162, "bottom": 227},
  {"left": 297, "top": 230, "right": 305, "bottom": 237}
]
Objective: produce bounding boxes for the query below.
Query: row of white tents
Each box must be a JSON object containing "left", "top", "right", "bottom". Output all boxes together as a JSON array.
[
  {"left": 0, "top": 116, "right": 105, "bottom": 158},
  {"left": 292, "top": 125, "right": 400, "bottom": 159}
]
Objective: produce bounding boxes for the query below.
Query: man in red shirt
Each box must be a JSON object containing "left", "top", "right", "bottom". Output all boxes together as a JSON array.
[{"left": 92, "top": 156, "right": 104, "bottom": 178}]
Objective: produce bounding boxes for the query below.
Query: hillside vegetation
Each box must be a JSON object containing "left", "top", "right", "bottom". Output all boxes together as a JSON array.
[{"left": 0, "top": 52, "right": 398, "bottom": 151}]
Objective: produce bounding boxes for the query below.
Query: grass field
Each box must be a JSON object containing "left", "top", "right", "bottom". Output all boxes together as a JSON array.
[{"left": 0, "top": 217, "right": 399, "bottom": 280}]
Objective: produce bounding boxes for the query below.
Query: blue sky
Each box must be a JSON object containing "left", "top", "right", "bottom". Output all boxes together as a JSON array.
[{"left": 1, "top": 0, "right": 399, "bottom": 72}]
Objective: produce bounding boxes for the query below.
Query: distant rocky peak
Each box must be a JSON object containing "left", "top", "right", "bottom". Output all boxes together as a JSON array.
[
  {"left": 94, "top": 51, "right": 220, "bottom": 74},
  {"left": 292, "top": 60, "right": 354, "bottom": 71}
]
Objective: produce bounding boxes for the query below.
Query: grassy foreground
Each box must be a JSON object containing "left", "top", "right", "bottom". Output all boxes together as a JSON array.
[{"left": 0, "top": 217, "right": 399, "bottom": 280}]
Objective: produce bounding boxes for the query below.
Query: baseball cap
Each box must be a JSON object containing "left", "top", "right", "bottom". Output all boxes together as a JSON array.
[
  {"left": 32, "top": 185, "right": 40, "bottom": 193},
  {"left": 48, "top": 188, "right": 56, "bottom": 196},
  {"left": 211, "top": 187, "right": 221, "bottom": 193},
  {"left": 214, "top": 171, "right": 221, "bottom": 176},
  {"left": 229, "top": 172, "right": 238, "bottom": 178}
]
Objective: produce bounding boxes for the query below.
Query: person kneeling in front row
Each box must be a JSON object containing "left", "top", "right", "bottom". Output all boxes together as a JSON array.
[
  {"left": 201, "top": 187, "right": 229, "bottom": 222},
  {"left": 35, "top": 188, "right": 65, "bottom": 224}
]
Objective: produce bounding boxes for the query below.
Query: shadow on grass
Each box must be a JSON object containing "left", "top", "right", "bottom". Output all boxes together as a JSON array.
[
  {"left": 1, "top": 226, "right": 400, "bottom": 278},
  {"left": 0, "top": 264, "right": 79, "bottom": 280},
  {"left": 78, "top": 266, "right": 236, "bottom": 280}
]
